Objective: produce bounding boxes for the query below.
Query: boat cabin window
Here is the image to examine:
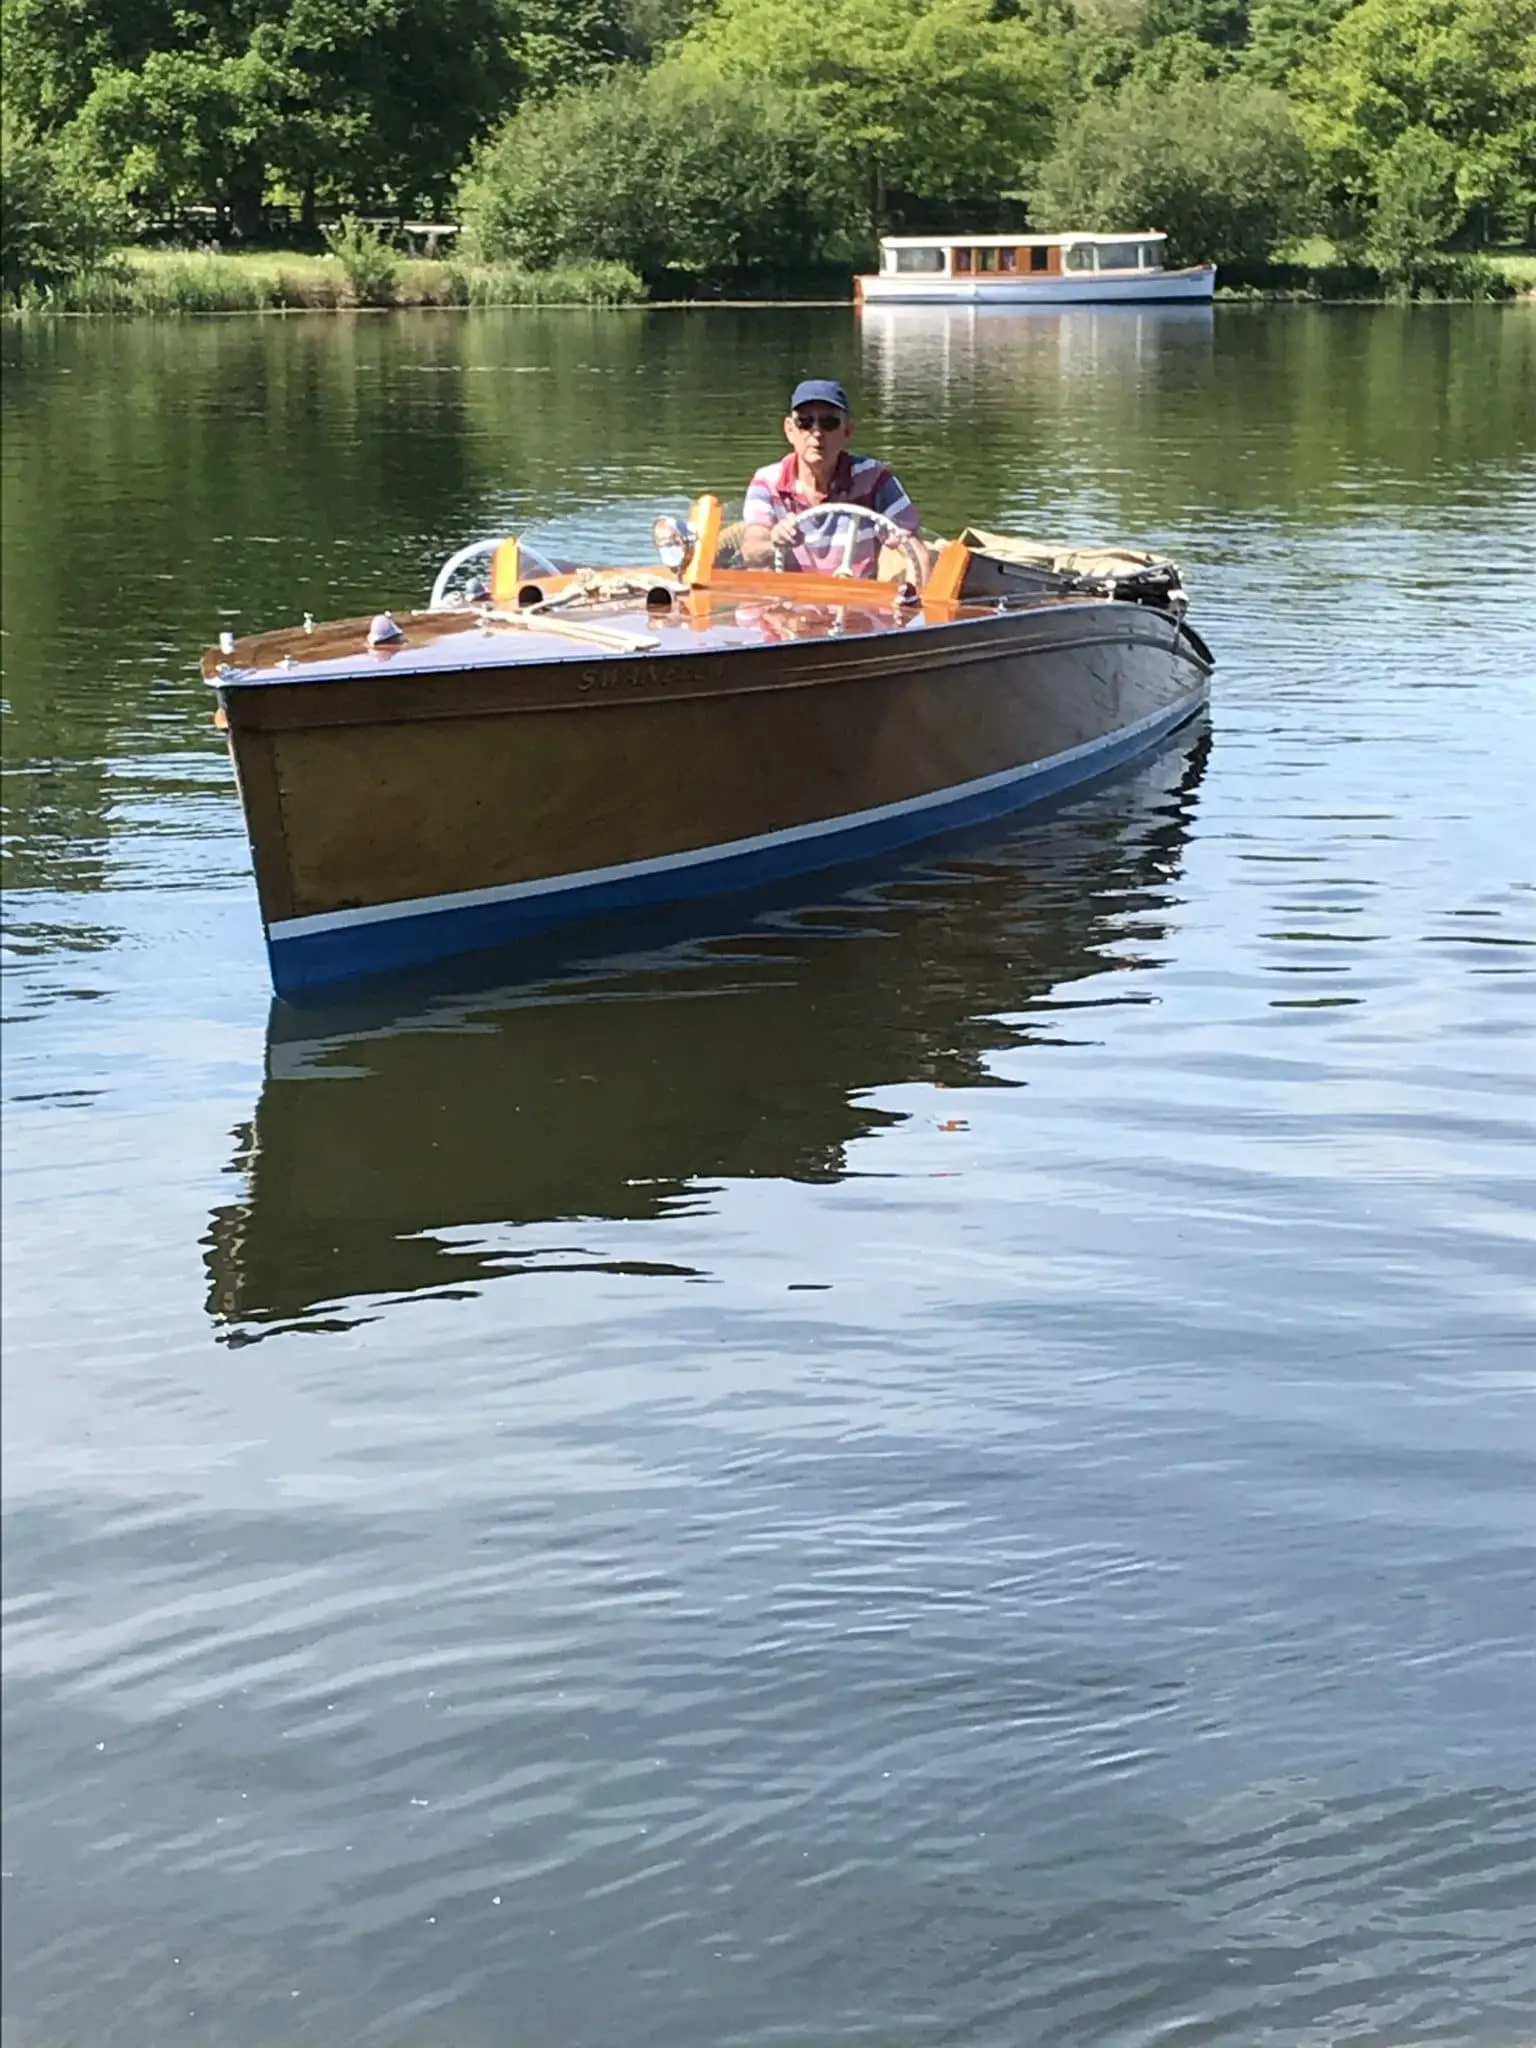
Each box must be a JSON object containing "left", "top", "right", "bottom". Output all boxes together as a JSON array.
[
  {"left": 977, "top": 247, "right": 998, "bottom": 272},
  {"left": 1029, "top": 245, "right": 1051, "bottom": 272},
  {"left": 891, "top": 245, "right": 946, "bottom": 274},
  {"left": 1095, "top": 241, "right": 1147, "bottom": 271},
  {"left": 952, "top": 247, "right": 973, "bottom": 273},
  {"left": 1064, "top": 244, "right": 1094, "bottom": 272},
  {"left": 999, "top": 247, "right": 1017, "bottom": 272}
]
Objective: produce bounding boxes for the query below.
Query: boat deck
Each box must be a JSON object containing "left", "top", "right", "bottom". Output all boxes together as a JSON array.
[{"left": 206, "top": 579, "right": 1102, "bottom": 691}]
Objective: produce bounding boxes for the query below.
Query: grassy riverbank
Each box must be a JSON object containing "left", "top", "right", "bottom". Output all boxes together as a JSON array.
[
  {"left": 1214, "top": 240, "right": 1535, "bottom": 302},
  {"left": 5, "top": 247, "right": 646, "bottom": 313},
  {"left": 7, "top": 243, "right": 1533, "bottom": 316}
]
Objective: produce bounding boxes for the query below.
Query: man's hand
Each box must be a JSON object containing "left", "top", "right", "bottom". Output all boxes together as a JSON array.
[{"left": 741, "top": 519, "right": 799, "bottom": 569}]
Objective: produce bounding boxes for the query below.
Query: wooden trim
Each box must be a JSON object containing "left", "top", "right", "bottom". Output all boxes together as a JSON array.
[
  {"left": 695, "top": 566, "right": 908, "bottom": 606},
  {"left": 490, "top": 538, "right": 522, "bottom": 608},
  {"left": 683, "top": 495, "right": 724, "bottom": 587},
  {"left": 222, "top": 608, "right": 1188, "bottom": 737},
  {"left": 922, "top": 538, "right": 972, "bottom": 610}
]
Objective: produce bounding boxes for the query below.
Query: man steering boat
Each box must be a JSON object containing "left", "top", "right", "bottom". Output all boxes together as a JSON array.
[{"left": 741, "top": 379, "right": 928, "bottom": 581}]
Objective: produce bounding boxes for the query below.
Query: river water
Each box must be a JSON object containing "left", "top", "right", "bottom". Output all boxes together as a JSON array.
[{"left": 3, "top": 303, "right": 1534, "bottom": 2048}]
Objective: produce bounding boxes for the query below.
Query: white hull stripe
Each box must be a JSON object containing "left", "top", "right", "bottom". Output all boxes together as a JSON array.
[{"left": 269, "top": 695, "right": 1201, "bottom": 943}]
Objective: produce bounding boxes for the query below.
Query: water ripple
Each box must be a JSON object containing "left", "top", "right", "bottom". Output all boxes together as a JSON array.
[{"left": 4, "top": 304, "right": 1535, "bottom": 2048}]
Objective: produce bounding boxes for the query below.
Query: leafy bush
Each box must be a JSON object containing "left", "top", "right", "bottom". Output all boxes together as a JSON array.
[
  {"left": 1371, "top": 250, "right": 1512, "bottom": 300},
  {"left": 459, "top": 66, "right": 842, "bottom": 284},
  {"left": 1, "top": 114, "right": 123, "bottom": 298},
  {"left": 1030, "top": 76, "right": 1314, "bottom": 267},
  {"left": 1364, "top": 127, "right": 1464, "bottom": 280},
  {"left": 323, "top": 216, "right": 399, "bottom": 306}
]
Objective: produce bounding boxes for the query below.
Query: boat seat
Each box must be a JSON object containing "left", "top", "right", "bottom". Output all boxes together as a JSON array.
[{"left": 714, "top": 521, "right": 748, "bottom": 569}]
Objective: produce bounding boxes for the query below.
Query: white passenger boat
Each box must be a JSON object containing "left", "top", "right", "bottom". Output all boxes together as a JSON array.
[{"left": 857, "top": 232, "right": 1216, "bottom": 305}]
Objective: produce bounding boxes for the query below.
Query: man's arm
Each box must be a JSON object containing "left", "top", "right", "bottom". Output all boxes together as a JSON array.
[
  {"left": 742, "top": 470, "right": 790, "bottom": 567},
  {"left": 867, "top": 463, "right": 929, "bottom": 582},
  {"left": 869, "top": 463, "right": 921, "bottom": 537},
  {"left": 741, "top": 521, "right": 776, "bottom": 567}
]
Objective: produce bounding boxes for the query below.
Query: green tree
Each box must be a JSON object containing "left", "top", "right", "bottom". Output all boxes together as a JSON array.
[
  {"left": 4, "top": 0, "right": 528, "bottom": 226},
  {"left": 1031, "top": 74, "right": 1313, "bottom": 263},
  {"left": 64, "top": 46, "right": 280, "bottom": 232},
  {"left": 459, "top": 64, "right": 840, "bottom": 280},
  {"left": 676, "top": 0, "right": 1061, "bottom": 224},
  {"left": 514, "top": 0, "right": 641, "bottom": 95},
  {"left": 1122, "top": 27, "right": 1231, "bottom": 82},
  {"left": 1014, "top": 0, "right": 1140, "bottom": 99},
  {"left": 1137, "top": 0, "right": 1249, "bottom": 53},
  {"left": 0, "top": 110, "right": 124, "bottom": 294},
  {"left": 0, "top": 0, "right": 181, "bottom": 131},
  {"left": 1010, "top": 0, "right": 1252, "bottom": 100},
  {"left": 1364, "top": 125, "right": 1463, "bottom": 273},
  {"left": 1243, "top": 0, "right": 1357, "bottom": 88},
  {"left": 256, "top": 0, "right": 525, "bottom": 218},
  {"left": 1293, "top": 0, "right": 1536, "bottom": 256}
]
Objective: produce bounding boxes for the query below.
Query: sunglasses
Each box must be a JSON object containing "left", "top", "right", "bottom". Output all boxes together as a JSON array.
[{"left": 792, "top": 411, "right": 846, "bottom": 432}]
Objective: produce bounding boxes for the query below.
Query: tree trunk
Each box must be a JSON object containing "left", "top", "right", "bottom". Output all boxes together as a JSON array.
[{"left": 228, "top": 161, "right": 265, "bottom": 243}]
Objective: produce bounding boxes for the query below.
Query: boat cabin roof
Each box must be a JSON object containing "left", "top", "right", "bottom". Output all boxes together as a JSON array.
[{"left": 878, "top": 231, "right": 1166, "bottom": 250}]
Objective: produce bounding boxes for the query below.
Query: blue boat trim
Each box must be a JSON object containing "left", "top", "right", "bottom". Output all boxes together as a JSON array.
[{"left": 267, "top": 690, "right": 1206, "bottom": 992}]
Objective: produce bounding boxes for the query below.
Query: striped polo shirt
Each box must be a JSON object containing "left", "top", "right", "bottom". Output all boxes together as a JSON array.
[{"left": 742, "top": 451, "right": 920, "bottom": 575}]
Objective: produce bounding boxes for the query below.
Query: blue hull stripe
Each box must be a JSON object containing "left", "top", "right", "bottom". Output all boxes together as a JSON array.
[{"left": 267, "top": 691, "right": 1204, "bottom": 992}]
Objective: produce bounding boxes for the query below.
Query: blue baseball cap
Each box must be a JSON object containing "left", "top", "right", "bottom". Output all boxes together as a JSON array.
[{"left": 789, "top": 378, "right": 851, "bottom": 415}]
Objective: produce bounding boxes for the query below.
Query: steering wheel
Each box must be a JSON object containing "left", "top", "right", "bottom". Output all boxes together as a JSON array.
[{"left": 773, "top": 501, "right": 926, "bottom": 584}]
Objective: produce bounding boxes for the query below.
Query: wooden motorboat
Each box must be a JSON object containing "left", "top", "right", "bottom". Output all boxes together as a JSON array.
[
  {"left": 857, "top": 232, "right": 1217, "bottom": 305},
  {"left": 204, "top": 500, "right": 1214, "bottom": 997}
]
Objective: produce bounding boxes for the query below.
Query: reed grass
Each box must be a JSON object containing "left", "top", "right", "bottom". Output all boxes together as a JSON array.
[
  {"left": 4, "top": 247, "right": 647, "bottom": 314},
  {"left": 448, "top": 260, "right": 646, "bottom": 306}
]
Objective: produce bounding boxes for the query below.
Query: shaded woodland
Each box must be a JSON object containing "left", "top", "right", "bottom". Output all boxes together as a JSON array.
[{"left": 3, "top": 0, "right": 1532, "bottom": 295}]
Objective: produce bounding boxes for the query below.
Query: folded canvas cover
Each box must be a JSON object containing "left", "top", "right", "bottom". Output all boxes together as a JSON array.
[{"left": 957, "top": 528, "right": 1179, "bottom": 581}]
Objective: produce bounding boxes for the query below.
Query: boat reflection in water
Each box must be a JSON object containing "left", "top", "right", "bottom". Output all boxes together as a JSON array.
[
  {"left": 204, "top": 725, "right": 1208, "bottom": 1337},
  {"left": 860, "top": 303, "right": 1215, "bottom": 409}
]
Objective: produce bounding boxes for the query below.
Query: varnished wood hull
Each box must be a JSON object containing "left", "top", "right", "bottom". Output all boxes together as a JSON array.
[{"left": 217, "top": 597, "right": 1211, "bottom": 995}]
